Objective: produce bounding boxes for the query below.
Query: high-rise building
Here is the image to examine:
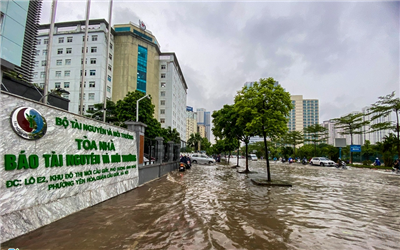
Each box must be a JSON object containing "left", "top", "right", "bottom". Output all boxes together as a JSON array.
[
  {"left": 196, "top": 108, "right": 211, "bottom": 141},
  {"left": 158, "top": 53, "right": 187, "bottom": 143},
  {"left": 1, "top": 0, "right": 42, "bottom": 80},
  {"left": 112, "top": 22, "right": 188, "bottom": 143},
  {"left": 112, "top": 22, "right": 161, "bottom": 118},
  {"left": 186, "top": 106, "right": 197, "bottom": 140},
  {"left": 289, "top": 95, "right": 319, "bottom": 132},
  {"left": 33, "top": 19, "right": 114, "bottom": 114},
  {"left": 197, "top": 124, "right": 206, "bottom": 139}
]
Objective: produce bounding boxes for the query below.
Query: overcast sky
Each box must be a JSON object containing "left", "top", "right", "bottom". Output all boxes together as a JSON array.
[{"left": 40, "top": 0, "right": 399, "bottom": 133}]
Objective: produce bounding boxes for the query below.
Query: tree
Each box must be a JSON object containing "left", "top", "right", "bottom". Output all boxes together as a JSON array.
[
  {"left": 187, "top": 133, "right": 202, "bottom": 151},
  {"left": 303, "top": 124, "right": 328, "bottom": 157},
  {"left": 331, "top": 112, "right": 369, "bottom": 163},
  {"left": 234, "top": 77, "right": 292, "bottom": 180},
  {"left": 115, "top": 91, "right": 162, "bottom": 139},
  {"left": 369, "top": 91, "right": 400, "bottom": 159},
  {"left": 283, "top": 131, "right": 303, "bottom": 157},
  {"left": 86, "top": 100, "right": 119, "bottom": 124},
  {"left": 160, "top": 126, "right": 181, "bottom": 144},
  {"left": 212, "top": 104, "right": 253, "bottom": 170}
]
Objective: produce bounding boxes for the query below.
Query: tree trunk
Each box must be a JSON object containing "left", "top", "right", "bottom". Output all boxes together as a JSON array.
[
  {"left": 396, "top": 110, "right": 400, "bottom": 159},
  {"left": 245, "top": 142, "right": 249, "bottom": 172},
  {"left": 236, "top": 142, "right": 240, "bottom": 166},
  {"left": 350, "top": 133, "right": 353, "bottom": 164},
  {"left": 263, "top": 132, "right": 271, "bottom": 182}
]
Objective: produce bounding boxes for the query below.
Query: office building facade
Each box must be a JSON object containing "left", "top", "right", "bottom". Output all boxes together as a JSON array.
[
  {"left": 33, "top": 19, "right": 114, "bottom": 114},
  {"left": 158, "top": 53, "right": 188, "bottom": 143},
  {"left": 196, "top": 108, "right": 211, "bottom": 141},
  {"left": 112, "top": 22, "right": 161, "bottom": 118}
]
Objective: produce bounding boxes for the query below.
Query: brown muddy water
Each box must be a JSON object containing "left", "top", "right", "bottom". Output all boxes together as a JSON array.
[{"left": 2, "top": 160, "right": 400, "bottom": 250}]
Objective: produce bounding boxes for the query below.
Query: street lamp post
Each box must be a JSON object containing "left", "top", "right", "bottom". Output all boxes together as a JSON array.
[
  {"left": 39, "top": 88, "right": 70, "bottom": 103},
  {"left": 136, "top": 95, "right": 150, "bottom": 122}
]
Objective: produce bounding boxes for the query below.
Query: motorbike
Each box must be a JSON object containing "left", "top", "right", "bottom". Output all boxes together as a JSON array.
[
  {"left": 335, "top": 161, "right": 348, "bottom": 169},
  {"left": 302, "top": 159, "right": 308, "bottom": 165},
  {"left": 179, "top": 162, "right": 186, "bottom": 172}
]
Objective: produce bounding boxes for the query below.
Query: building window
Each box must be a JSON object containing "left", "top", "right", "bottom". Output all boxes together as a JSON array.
[
  {"left": 34, "top": 61, "right": 39, "bottom": 67},
  {"left": 33, "top": 72, "right": 38, "bottom": 78},
  {"left": 90, "top": 58, "right": 96, "bottom": 64},
  {"left": 67, "top": 37, "right": 73, "bottom": 43},
  {"left": 81, "top": 58, "right": 87, "bottom": 64},
  {"left": 40, "top": 72, "right": 45, "bottom": 78},
  {"left": 36, "top": 39, "right": 41, "bottom": 45},
  {"left": 161, "top": 91, "right": 165, "bottom": 97},
  {"left": 55, "top": 71, "right": 61, "bottom": 77},
  {"left": 161, "top": 73, "right": 166, "bottom": 78},
  {"left": 57, "top": 48, "right": 63, "bottom": 54},
  {"left": 161, "top": 82, "right": 166, "bottom": 88},
  {"left": 108, "top": 75, "right": 111, "bottom": 82},
  {"left": 91, "top": 47, "right": 97, "bottom": 53},
  {"left": 64, "top": 70, "right": 70, "bottom": 77},
  {"left": 107, "top": 86, "right": 111, "bottom": 92},
  {"left": 64, "top": 82, "right": 70, "bottom": 88},
  {"left": 160, "top": 118, "right": 165, "bottom": 124},
  {"left": 108, "top": 64, "right": 112, "bottom": 71},
  {"left": 82, "top": 35, "right": 88, "bottom": 41},
  {"left": 137, "top": 45, "right": 148, "bottom": 93},
  {"left": 35, "top": 50, "right": 40, "bottom": 56},
  {"left": 55, "top": 82, "right": 61, "bottom": 88},
  {"left": 109, "top": 53, "right": 112, "bottom": 60},
  {"left": 65, "top": 59, "right": 71, "bottom": 65},
  {"left": 88, "top": 93, "right": 95, "bottom": 100},
  {"left": 58, "top": 37, "right": 64, "bottom": 43},
  {"left": 160, "top": 100, "right": 165, "bottom": 105},
  {"left": 80, "top": 70, "right": 87, "bottom": 76},
  {"left": 79, "top": 93, "right": 86, "bottom": 100},
  {"left": 160, "top": 109, "right": 165, "bottom": 114},
  {"left": 66, "top": 48, "right": 72, "bottom": 54},
  {"left": 88, "top": 105, "right": 94, "bottom": 111},
  {"left": 41, "top": 60, "right": 46, "bottom": 66},
  {"left": 89, "top": 81, "right": 95, "bottom": 88},
  {"left": 62, "top": 94, "right": 69, "bottom": 99},
  {"left": 90, "top": 70, "right": 96, "bottom": 76},
  {"left": 43, "top": 50, "right": 47, "bottom": 55},
  {"left": 92, "top": 35, "right": 98, "bottom": 41},
  {"left": 161, "top": 65, "right": 166, "bottom": 70},
  {"left": 44, "top": 39, "right": 49, "bottom": 44},
  {"left": 56, "top": 60, "right": 62, "bottom": 66},
  {"left": 110, "top": 43, "right": 113, "bottom": 49},
  {"left": 82, "top": 47, "right": 88, "bottom": 53}
]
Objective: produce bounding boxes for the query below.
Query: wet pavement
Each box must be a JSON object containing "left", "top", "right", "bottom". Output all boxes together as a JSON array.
[{"left": 2, "top": 160, "right": 400, "bottom": 250}]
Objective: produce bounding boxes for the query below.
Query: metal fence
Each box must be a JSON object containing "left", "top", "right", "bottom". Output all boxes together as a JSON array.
[
  {"left": 144, "top": 137, "right": 157, "bottom": 165},
  {"left": 163, "top": 142, "right": 169, "bottom": 163}
]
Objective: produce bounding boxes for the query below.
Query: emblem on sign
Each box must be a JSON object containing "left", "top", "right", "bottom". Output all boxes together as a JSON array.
[{"left": 10, "top": 107, "right": 47, "bottom": 140}]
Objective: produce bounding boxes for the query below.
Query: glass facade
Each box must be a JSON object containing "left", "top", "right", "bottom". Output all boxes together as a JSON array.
[
  {"left": 0, "top": 0, "right": 29, "bottom": 67},
  {"left": 137, "top": 45, "right": 148, "bottom": 93}
]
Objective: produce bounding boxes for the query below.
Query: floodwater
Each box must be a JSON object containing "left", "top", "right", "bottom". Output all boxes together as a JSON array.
[{"left": 2, "top": 160, "right": 400, "bottom": 250}]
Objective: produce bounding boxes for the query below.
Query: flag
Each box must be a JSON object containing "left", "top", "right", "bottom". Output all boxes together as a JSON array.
[{"left": 139, "top": 20, "right": 146, "bottom": 31}]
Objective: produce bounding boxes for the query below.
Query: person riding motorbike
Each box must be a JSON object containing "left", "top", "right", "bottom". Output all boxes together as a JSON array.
[{"left": 337, "top": 158, "right": 343, "bottom": 168}]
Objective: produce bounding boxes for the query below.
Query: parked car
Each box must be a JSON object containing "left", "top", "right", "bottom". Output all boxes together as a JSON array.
[
  {"left": 310, "top": 157, "right": 335, "bottom": 167},
  {"left": 190, "top": 154, "right": 216, "bottom": 164}
]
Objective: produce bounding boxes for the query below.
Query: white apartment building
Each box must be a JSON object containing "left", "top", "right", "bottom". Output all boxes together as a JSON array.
[
  {"left": 158, "top": 53, "right": 187, "bottom": 144},
  {"left": 33, "top": 19, "right": 114, "bottom": 114},
  {"left": 362, "top": 106, "right": 392, "bottom": 144}
]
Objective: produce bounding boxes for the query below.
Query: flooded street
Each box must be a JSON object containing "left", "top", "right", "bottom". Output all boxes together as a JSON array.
[{"left": 2, "top": 160, "right": 400, "bottom": 250}]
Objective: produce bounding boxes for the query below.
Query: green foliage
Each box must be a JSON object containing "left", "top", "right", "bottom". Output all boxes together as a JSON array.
[
  {"left": 282, "top": 130, "right": 303, "bottom": 157},
  {"left": 234, "top": 77, "right": 292, "bottom": 178},
  {"left": 160, "top": 126, "right": 181, "bottom": 144},
  {"left": 303, "top": 124, "right": 328, "bottom": 156},
  {"left": 115, "top": 91, "right": 161, "bottom": 139},
  {"left": 331, "top": 112, "right": 369, "bottom": 163},
  {"left": 86, "top": 100, "right": 119, "bottom": 123},
  {"left": 187, "top": 133, "right": 202, "bottom": 150},
  {"left": 369, "top": 91, "right": 400, "bottom": 159},
  {"left": 362, "top": 160, "right": 373, "bottom": 166}
]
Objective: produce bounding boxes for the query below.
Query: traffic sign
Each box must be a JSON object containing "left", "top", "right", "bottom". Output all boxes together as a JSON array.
[{"left": 350, "top": 145, "right": 361, "bottom": 152}]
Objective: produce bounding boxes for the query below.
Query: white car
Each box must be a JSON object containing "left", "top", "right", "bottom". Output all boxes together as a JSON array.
[
  {"left": 310, "top": 157, "right": 335, "bottom": 167},
  {"left": 190, "top": 154, "right": 215, "bottom": 164}
]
